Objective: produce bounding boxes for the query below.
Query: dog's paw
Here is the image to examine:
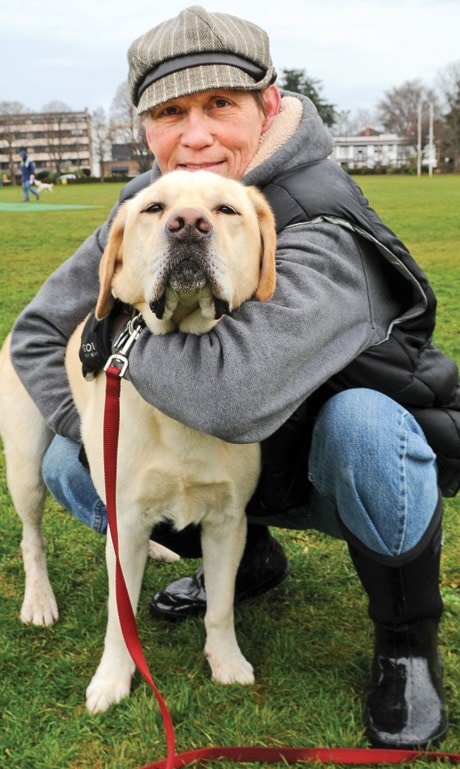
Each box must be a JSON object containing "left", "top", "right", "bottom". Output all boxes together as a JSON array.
[
  {"left": 85, "top": 671, "right": 132, "bottom": 714},
  {"left": 20, "top": 587, "right": 59, "bottom": 626},
  {"left": 205, "top": 649, "right": 255, "bottom": 686},
  {"left": 148, "top": 540, "right": 181, "bottom": 563}
]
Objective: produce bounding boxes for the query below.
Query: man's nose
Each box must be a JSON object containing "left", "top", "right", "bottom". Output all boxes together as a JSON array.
[{"left": 180, "top": 110, "right": 213, "bottom": 147}]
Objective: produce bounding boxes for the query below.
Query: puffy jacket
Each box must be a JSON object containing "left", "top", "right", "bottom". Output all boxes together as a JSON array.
[
  {"left": 249, "top": 158, "right": 460, "bottom": 515},
  {"left": 121, "top": 160, "right": 460, "bottom": 509}
]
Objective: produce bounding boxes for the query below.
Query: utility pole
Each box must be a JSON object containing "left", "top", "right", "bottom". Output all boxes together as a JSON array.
[
  {"left": 428, "top": 101, "right": 434, "bottom": 176},
  {"left": 417, "top": 102, "right": 435, "bottom": 177},
  {"left": 417, "top": 102, "right": 422, "bottom": 176}
]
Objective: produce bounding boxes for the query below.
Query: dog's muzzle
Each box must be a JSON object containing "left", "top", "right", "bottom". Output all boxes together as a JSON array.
[{"left": 149, "top": 208, "right": 230, "bottom": 320}]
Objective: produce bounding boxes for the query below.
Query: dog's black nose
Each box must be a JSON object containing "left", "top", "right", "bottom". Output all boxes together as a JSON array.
[{"left": 166, "top": 208, "right": 212, "bottom": 241}]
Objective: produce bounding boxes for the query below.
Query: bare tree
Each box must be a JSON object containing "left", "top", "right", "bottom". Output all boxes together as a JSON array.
[
  {"left": 437, "top": 60, "right": 460, "bottom": 171},
  {"left": 0, "top": 101, "right": 29, "bottom": 183},
  {"left": 91, "top": 107, "right": 111, "bottom": 179},
  {"left": 330, "top": 108, "right": 381, "bottom": 137},
  {"left": 376, "top": 79, "right": 439, "bottom": 151},
  {"left": 330, "top": 110, "right": 353, "bottom": 136},
  {"left": 109, "top": 82, "right": 152, "bottom": 173},
  {"left": 110, "top": 83, "right": 138, "bottom": 142},
  {"left": 42, "top": 100, "right": 73, "bottom": 114},
  {"left": 41, "top": 101, "right": 74, "bottom": 175}
]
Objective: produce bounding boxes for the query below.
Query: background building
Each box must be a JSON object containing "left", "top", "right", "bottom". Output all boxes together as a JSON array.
[
  {"left": 0, "top": 110, "right": 93, "bottom": 180},
  {"left": 331, "top": 127, "right": 416, "bottom": 170},
  {"left": 102, "top": 142, "right": 151, "bottom": 179}
]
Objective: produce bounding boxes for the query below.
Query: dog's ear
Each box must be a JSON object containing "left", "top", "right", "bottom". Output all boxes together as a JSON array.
[
  {"left": 248, "top": 187, "right": 277, "bottom": 302},
  {"left": 95, "top": 205, "right": 127, "bottom": 319}
]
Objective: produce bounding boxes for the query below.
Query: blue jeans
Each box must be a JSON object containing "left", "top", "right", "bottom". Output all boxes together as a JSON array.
[
  {"left": 22, "top": 180, "right": 39, "bottom": 201},
  {"left": 43, "top": 437, "right": 107, "bottom": 533},
  {"left": 42, "top": 389, "right": 439, "bottom": 557}
]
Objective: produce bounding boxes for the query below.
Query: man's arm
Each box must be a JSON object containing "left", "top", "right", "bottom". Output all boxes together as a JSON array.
[
  {"left": 126, "top": 222, "right": 401, "bottom": 443},
  {"left": 9, "top": 214, "right": 114, "bottom": 440},
  {"left": 10, "top": 219, "right": 402, "bottom": 446}
]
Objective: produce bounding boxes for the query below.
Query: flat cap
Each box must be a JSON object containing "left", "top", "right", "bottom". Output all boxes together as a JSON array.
[{"left": 128, "top": 5, "right": 276, "bottom": 113}]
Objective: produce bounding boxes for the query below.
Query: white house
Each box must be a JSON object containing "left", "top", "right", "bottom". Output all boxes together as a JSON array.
[{"left": 331, "top": 127, "right": 416, "bottom": 169}]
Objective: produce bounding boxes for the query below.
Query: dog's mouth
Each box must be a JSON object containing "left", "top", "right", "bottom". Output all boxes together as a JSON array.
[
  {"left": 148, "top": 209, "right": 233, "bottom": 322},
  {"left": 149, "top": 244, "right": 230, "bottom": 321}
]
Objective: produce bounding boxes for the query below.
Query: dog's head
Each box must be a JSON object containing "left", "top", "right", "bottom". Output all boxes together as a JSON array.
[{"left": 96, "top": 170, "right": 277, "bottom": 335}]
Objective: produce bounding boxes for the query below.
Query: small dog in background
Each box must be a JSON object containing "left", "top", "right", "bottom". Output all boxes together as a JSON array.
[{"left": 35, "top": 179, "right": 54, "bottom": 192}]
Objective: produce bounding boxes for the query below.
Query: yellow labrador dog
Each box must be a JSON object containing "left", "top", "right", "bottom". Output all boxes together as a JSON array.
[
  {"left": 35, "top": 179, "right": 54, "bottom": 192},
  {"left": 0, "top": 170, "right": 276, "bottom": 714}
]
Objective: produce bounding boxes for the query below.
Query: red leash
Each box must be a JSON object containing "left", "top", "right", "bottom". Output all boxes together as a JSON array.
[
  {"left": 103, "top": 364, "right": 176, "bottom": 769},
  {"left": 103, "top": 361, "right": 459, "bottom": 767}
]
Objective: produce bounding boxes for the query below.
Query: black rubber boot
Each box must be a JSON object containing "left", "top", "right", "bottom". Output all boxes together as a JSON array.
[
  {"left": 365, "top": 618, "right": 447, "bottom": 748},
  {"left": 347, "top": 502, "right": 448, "bottom": 749},
  {"left": 150, "top": 524, "right": 290, "bottom": 622}
]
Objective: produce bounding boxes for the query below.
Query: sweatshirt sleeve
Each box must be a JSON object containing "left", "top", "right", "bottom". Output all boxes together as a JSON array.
[
  {"left": 9, "top": 217, "right": 400, "bottom": 446},
  {"left": 9, "top": 209, "right": 117, "bottom": 441},
  {"left": 126, "top": 221, "right": 401, "bottom": 443}
]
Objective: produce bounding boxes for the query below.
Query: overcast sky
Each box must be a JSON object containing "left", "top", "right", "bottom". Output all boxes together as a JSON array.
[{"left": 1, "top": 0, "right": 458, "bottom": 119}]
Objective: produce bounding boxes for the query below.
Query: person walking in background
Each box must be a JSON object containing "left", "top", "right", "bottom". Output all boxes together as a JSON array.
[{"left": 19, "top": 147, "right": 40, "bottom": 202}]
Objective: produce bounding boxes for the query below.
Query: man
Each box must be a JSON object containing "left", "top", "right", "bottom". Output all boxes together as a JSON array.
[
  {"left": 19, "top": 148, "right": 40, "bottom": 201},
  {"left": 10, "top": 6, "right": 459, "bottom": 750}
]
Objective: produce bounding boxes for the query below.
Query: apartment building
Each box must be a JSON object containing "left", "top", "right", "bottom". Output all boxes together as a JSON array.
[{"left": 0, "top": 109, "right": 93, "bottom": 179}]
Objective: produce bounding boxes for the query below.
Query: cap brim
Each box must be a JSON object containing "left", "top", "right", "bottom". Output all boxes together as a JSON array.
[{"left": 137, "top": 63, "right": 274, "bottom": 113}]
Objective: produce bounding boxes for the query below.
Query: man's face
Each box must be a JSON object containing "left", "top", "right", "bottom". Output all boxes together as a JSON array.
[{"left": 144, "top": 87, "right": 279, "bottom": 180}]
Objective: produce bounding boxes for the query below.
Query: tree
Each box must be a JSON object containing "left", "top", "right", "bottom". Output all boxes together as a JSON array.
[
  {"left": 376, "top": 79, "right": 439, "bottom": 151},
  {"left": 42, "top": 100, "right": 73, "bottom": 114},
  {"left": 0, "top": 101, "right": 29, "bottom": 183},
  {"left": 437, "top": 60, "right": 460, "bottom": 171},
  {"left": 109, "top": 82, "right": 152, "bottom": 174},
  {"left": 279, "top": 68, "right": 336, "bottom": 127},
  {"left": 91, "top": 107, "right": 111, "bottom": 179},
  {"left": 41, "top": 101, "right": 75, "bottom": 175},
  {"left": 331, "top": 108, "right": 379, "bottom": 137}
]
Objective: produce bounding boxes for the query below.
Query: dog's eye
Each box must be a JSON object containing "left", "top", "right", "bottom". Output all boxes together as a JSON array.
[
  {"left": 143, "top": 202, "right": 164, "bottom": 214},
  {"left": 217, "top": 205, "right": 239, "bottom": 215}
]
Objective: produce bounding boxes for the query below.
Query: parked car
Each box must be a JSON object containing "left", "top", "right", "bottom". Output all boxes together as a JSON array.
[{"left": 59, "top": 173, "right": 77, "bottom": 181}]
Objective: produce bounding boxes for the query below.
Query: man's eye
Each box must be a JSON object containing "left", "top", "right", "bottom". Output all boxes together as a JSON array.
[
  {"left": 217, "top": 205, "right": 238, "bottom": 215},
  {"left": 143, "top": 202, "right": 164, "bottom": 214},
  {"left": 153, "top": 105, "right": 180, "bottom": 119}
]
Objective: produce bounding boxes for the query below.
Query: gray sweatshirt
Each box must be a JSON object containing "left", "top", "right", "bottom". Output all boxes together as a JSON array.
[{"left": 10, "top": 93, "right": 402, "bottom": 444}]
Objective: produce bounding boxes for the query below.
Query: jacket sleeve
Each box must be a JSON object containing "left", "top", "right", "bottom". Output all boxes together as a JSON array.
[
  {"left": 9, "top": 218, "right": 401, "bottom": 446},
  {"left": 9, "top": 209, "right": 117, "bottom": 441},
  {"left": 126, "top": 221, "right": 401, "bottom": 443}
]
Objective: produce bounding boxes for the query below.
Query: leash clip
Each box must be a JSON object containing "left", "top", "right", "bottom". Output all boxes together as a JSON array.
[{"left": 104, "top": 312, "right": 145, "bottom": 378}]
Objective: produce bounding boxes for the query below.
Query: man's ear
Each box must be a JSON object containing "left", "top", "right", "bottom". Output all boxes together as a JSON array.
[{"left": 260, "top": 85, "right": 281, "bottom": 134}]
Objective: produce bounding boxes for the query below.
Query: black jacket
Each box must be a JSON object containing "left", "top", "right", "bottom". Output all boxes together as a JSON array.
[
  {"left": 248, "top": 159, "right": 460, "bottom": 518},
  {"left": 121, "top": 162, "right": 460, "bottom": 510}
]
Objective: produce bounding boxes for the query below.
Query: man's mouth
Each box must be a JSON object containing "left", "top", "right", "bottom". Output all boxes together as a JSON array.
[{"left": 177, "top": 161, "right": 225, "bottom": 172}]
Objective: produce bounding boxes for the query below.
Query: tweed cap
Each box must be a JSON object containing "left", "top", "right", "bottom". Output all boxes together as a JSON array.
[{"left": 128, "top": 6, "right": 276, "bottom": 113}]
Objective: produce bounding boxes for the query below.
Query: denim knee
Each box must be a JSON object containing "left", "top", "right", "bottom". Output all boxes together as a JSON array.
[
  {"left": 42, "top": 435, "right": 107, "bottom": 534},
  {"left": 308, "top": 388, "right": 439, "bottom": 557}
]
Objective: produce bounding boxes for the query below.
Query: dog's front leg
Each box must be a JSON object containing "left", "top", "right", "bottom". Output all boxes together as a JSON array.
[
  {"left": 201, "top": 515, "right": 254, "bottom": 685},
  {"left": 85, "top": 525, "right": 149, "bottom": 713}
]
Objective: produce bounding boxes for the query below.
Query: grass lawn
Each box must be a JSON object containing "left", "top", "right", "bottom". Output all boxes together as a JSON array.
[{"left": 0, "top": 176, "right": 459, "bottom": 769}]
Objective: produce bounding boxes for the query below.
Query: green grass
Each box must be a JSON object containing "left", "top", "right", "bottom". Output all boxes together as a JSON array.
[{"left": 0, "top": 177, "right": 459, "bottom": 769}]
